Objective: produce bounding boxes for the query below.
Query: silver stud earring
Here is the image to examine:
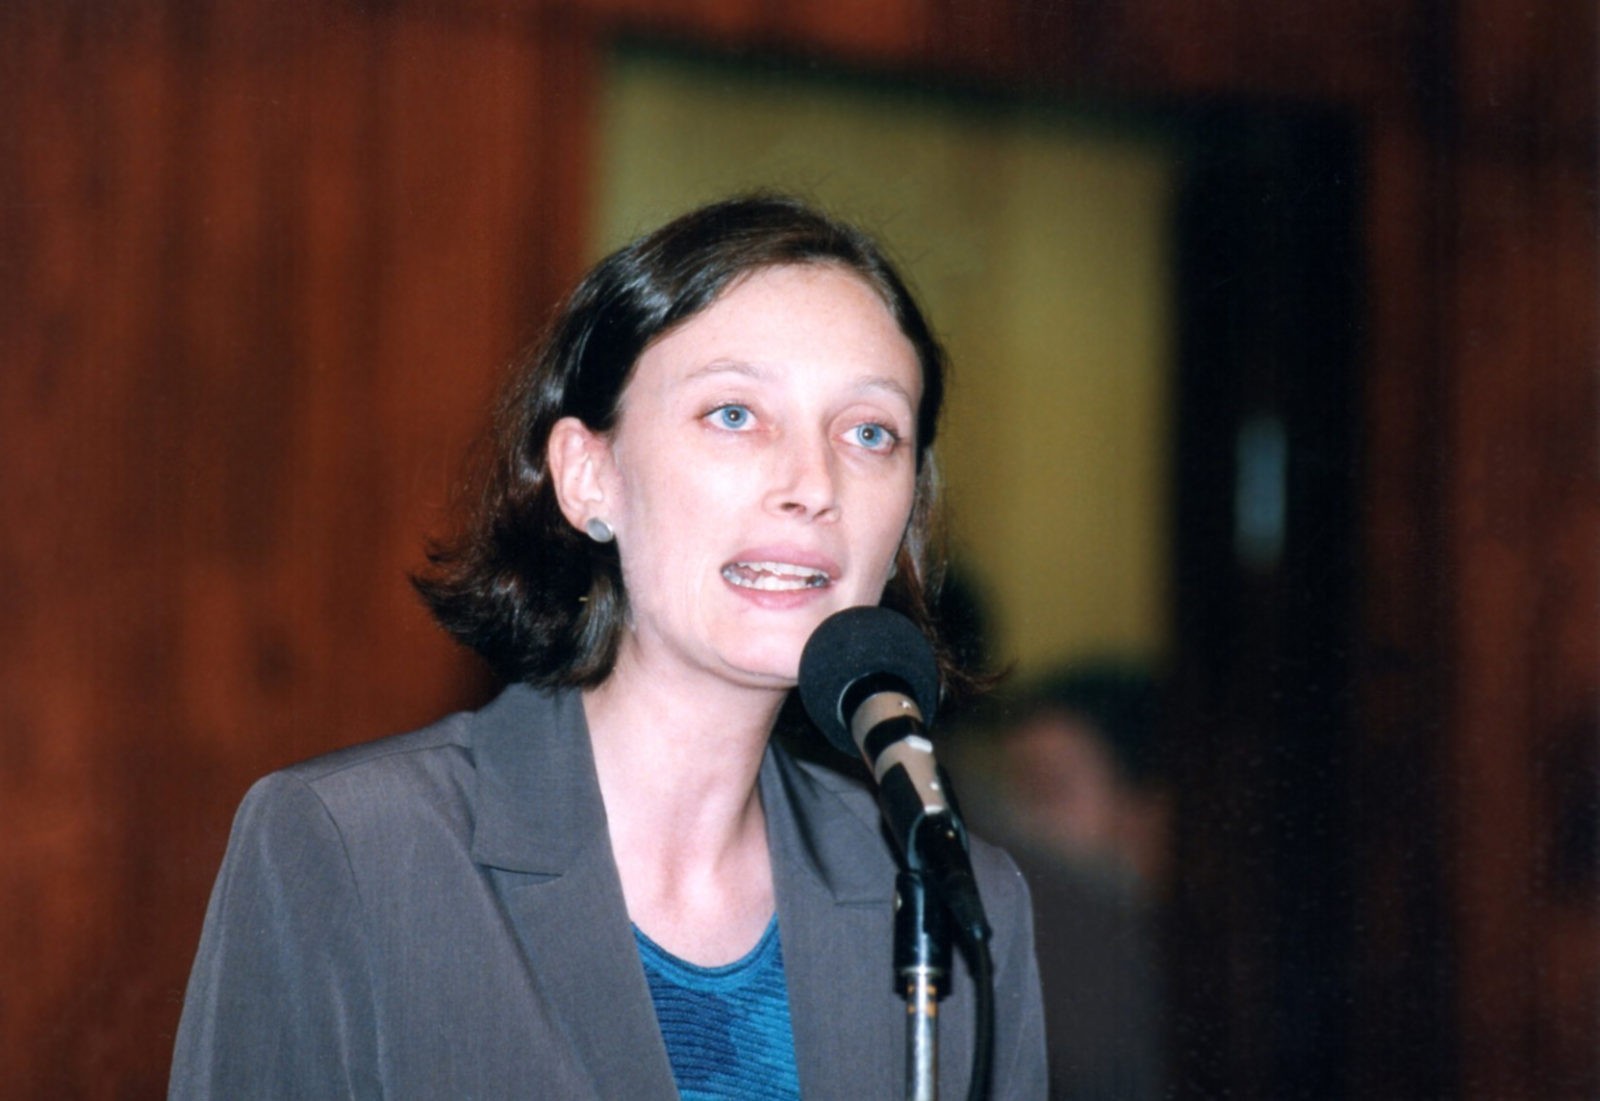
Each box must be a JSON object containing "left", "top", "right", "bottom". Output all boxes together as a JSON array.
[{"left": 585, "top": 518, "right": 615, "bottom": 544}]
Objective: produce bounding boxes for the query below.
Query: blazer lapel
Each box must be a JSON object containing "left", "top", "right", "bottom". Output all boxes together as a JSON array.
[
  {"left": 763, "top": 747, "right": 907, "bottom": 1101},
  {"left": 468, "top": 686, "right": 678, "bottom": 1101}
]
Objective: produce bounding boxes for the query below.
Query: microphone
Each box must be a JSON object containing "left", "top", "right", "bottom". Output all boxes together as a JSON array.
[{"left": 798, "top": 606, "right": 990, "bottom": 945}]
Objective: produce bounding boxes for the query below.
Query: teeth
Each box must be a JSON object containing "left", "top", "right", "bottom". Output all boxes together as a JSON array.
[{"left": 722, "top": 561, "right": 831, "bottom": 591}]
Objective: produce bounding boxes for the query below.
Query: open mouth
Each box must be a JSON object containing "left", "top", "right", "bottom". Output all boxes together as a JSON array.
[{"left": 721, "top": 561, "right": 831, "bottom": 592}]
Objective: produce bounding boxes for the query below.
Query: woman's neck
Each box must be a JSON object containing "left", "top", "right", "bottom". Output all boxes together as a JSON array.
[{"left": 581, "top": 651, "right": 787, "bottom": 965}]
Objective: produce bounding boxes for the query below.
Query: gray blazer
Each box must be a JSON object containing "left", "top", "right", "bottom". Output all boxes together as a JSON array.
[{"left": 170, "top": 684, "right": 1047, "bottom": 1099}]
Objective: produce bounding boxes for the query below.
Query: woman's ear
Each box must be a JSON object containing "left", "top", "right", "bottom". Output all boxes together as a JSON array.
[{"left": 547, "top": 416, "right": 613, "bottom": 533}]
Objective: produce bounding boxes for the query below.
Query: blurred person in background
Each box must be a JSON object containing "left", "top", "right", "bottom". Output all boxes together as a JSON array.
[
  {"left": 993, "top": 663, "right": 1171, "bottom": 896},
  {"left": 950, "top": 660, "right": 1171, "bottom": 1100}
]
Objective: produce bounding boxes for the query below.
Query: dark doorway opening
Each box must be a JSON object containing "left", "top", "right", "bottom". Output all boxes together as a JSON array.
[{"left": 1167, "top": 108, "right": 1365, "bottom": 1099}]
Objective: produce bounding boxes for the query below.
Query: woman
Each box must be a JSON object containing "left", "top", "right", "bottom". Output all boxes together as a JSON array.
[{"left": 170, "top": 195, "right": 1047, "bottom": 1099}]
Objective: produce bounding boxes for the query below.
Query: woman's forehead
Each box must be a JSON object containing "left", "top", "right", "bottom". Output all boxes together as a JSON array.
[{"left": 634, "top": 266, "right": 920, "bottom": 388}]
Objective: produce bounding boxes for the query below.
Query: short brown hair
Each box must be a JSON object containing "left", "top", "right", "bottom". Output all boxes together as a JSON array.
[{"left": 415, "top": 194, "right": 966, "bottom": 693}]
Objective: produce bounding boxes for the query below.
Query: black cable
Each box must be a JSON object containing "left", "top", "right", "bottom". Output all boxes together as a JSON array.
[{"left": 966, "top": 936, "right": 996, "bottom": 1101}]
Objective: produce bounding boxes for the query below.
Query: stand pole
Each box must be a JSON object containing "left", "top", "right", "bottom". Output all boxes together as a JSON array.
[{"left": 896, "top": 870, "right": 950, "bottom": 1101}]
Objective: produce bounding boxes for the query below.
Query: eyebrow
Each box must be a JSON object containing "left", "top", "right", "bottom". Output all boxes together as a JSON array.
[
  {"left": 682, "top": 360, "right": 766, "bottom": 385},
  {"left": 683, "top": 359, "right": 918, "bottom": 407}
]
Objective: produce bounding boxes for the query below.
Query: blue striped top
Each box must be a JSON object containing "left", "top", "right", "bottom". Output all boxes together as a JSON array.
[{"left": 634, "top": 918, "right": 801, "bottom": 1100}]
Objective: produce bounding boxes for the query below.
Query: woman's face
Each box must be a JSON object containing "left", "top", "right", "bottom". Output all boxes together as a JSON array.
[{"left": 589, "top": 263, "right": 922, "bottom": 694}]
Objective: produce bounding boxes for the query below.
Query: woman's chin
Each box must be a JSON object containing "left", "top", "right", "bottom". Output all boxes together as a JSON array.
[{"left": 714, "top": 644, "right": 804, "bottom": 691}]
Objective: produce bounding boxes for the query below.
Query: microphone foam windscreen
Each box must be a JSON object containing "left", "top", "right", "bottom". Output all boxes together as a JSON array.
[{"left": 798, "top": 606, "right": 941, "bottom": 757}]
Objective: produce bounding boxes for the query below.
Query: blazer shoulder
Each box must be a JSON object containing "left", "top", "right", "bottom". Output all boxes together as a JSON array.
[
  {"left": 249, "top": 707, "right": 480, "bottom": 840},
  {"left": 282, "top": 707, "right": 474, "bottom": 781}
]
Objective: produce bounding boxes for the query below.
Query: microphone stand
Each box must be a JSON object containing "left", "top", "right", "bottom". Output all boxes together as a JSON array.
[{"left": 895, "top": 870, "right": 950, "bottom": 1101}]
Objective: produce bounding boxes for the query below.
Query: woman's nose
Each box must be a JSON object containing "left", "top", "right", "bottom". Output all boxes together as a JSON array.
[{"left": 767, "top": 433, "right": 840, "bottom": 519}]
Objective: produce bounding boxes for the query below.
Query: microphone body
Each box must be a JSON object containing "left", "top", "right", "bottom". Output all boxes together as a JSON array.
[{"left": 799, "top": 608, "right": 991, "bottom": 946}]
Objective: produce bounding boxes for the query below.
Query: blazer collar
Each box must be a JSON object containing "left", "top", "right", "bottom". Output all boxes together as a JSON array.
[
  {"left": 465, "top": 682, "right": 895, "bottom": 905},
  {"left": 760, "top": 743, "right": 898, "bottom": 906},
  {"left": 464, "top": 685, "right": 674, "bottom": 1100},
  {"left": 459, "top": 683, "right": 903, "bottom": 1100},
  {"left": 467, "top": 683, "right": 609, "bottom": 875}
]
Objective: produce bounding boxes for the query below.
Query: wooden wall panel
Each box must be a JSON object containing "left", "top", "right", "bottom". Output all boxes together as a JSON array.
[
  {"left": 1347, "top": 105, "right": 1458, "bottom": 1098},
  {"left": 1448, "top": 148, "right": 1599, "bottom": 1101},
  {"left": 1449, "top": 153, "right": 1553, "bottom": 1096},
  {"left": 2, "top": 9, "right": 199, "bottom": 1091},
  {"left": 0, "top": 3, "right": 589, "bottom": 1094},
  {"left": 1445, "top": 3, "right": 1599, "bottom": 1094}
]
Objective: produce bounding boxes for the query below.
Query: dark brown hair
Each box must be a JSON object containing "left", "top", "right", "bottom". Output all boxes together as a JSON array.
[{"left": 415, "top": 194, "right": 967, "bottom": 693}]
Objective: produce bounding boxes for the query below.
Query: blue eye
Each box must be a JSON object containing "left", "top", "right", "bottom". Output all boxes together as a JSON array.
[
  {"left": 710, "top": 404, "right": 753, "bottom": 430},
  {"left": 849, "top": 423, "right": 898, "bottom": 451}
]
